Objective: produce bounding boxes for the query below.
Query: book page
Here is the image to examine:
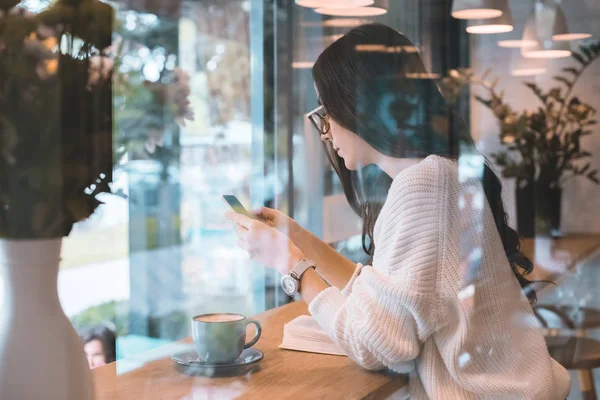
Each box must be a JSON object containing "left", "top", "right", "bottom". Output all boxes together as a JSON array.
[{"left": 280, "top": 315, "right": 347, "bottom": 356}]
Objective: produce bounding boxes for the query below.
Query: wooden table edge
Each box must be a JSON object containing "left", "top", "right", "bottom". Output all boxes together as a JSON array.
[{"left": 92, "top": 301, "right": 408, "bottom": 400}]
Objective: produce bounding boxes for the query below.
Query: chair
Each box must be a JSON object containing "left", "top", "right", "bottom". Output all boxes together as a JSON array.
[
  {"left": 535, "top": 305, "right": 600, "bottom": 332},
  {"left": 535, "top": 305, "right": 600, "bottom": 400}
]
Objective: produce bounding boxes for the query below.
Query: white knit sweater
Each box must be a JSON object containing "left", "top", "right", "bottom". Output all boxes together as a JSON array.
[{"left": 309, "top": 155, "right": 571, "bottom": 400}]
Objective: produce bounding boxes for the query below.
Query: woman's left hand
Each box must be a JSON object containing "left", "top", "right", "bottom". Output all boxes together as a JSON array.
[{"left": 225, "top": 212, "right": 305, "bottom": 276}]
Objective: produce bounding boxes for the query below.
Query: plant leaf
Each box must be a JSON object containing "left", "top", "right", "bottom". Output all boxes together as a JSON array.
[
  {"left": 524, "top": 82, "right": 547, "bottom": 103},
  {"left": 553, "top": 76, "right": 573, "bottom": 88},
  {"left": 548, "top": 87, "right": 562, "bottom": 101},
  {"left": 474, "top": 95, "right": 492, "bottom": 108},
  {"left": 581, "top": 45, "right": 594, "bottom": 61},
  {"left": 562, "top": 67, "right": 579, "bottom": 76},
  {"left": 481, "top": 68, "right": 491, "bottom": 81},
  {"left": 571, "top": 51, "right": 587, "bottom": 65},
  {"left": 573, "top": 151, "right": 593, "bottom": 160}
]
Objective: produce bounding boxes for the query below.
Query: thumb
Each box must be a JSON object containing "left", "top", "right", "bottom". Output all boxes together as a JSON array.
[
  {"left": 247, "top": 208, "right": 263, "bottom": 217},
  {"left": 260, "top": 206, "right": 279, "bottom": 217}
]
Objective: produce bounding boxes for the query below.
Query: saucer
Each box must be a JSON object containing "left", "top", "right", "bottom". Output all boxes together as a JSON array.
[{"left": 172, "top": 348, "right": 263, "bottom": 377}]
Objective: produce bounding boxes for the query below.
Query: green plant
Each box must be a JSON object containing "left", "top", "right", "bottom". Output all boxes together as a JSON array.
[
  {"left": 71, "top": 300, "right": 190, "bottom": 340},
  {"left": 442, "top": 41, "right": 600, "bottom": 191},
  {"left": 71, "top": 300, "right": 129, "bottom": 337},
  {"left": 111, "top": 17, "right": 193, "bottom": 176},
  {"left": 0, "top": 1, "right": 115, "bottom": 238}
]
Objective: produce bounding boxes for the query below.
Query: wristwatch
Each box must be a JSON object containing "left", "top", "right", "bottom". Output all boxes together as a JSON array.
[{"left": 281, "top": 258, "right": 317, "bottom": 297}]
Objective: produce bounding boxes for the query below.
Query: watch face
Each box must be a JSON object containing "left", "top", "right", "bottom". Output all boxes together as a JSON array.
[{"left": 281, "top": 275, "right": 298, "bottom": 296}]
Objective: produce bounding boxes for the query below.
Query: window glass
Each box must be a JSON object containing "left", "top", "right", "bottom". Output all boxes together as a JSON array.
[{"left": 2, "top": 0, "right": 600, "bottom": 397}]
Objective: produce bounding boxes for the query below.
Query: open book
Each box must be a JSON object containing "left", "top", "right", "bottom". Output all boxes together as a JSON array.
[{"left": 279, "top": 315, "right": 347, "bottom": 356}]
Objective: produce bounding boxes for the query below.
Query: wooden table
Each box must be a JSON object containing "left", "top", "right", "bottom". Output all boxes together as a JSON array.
[
  {"left": 93, "top": 301, "right": 408, "bottom": 400},
  {"left": 521, "top": 234, "right": 600, "bottom": 283},
  {"left": 92, "top": 235, "right": 600, "bottom": 399}
]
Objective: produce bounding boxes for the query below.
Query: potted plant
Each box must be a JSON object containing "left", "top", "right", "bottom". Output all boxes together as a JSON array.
[
  {"left": 0, "top": 1, "right": 114, "bottom": 398},
  {"left": 442, "top": 41, "right": 600, "bottom": 237}
]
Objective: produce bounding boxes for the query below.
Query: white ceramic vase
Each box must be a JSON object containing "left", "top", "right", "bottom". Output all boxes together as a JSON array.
[{"left": 0, "top": 238, "right": 95, "bottom": 400}]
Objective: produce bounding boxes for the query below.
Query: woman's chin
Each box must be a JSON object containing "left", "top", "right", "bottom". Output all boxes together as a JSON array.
[{"left": 343, "top": 157, "right": 358, "bottom": 171}]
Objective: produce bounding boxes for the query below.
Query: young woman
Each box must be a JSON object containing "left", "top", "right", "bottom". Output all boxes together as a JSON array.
[{"left": 226, "top": 24, "right": 570, "bottom": 399}]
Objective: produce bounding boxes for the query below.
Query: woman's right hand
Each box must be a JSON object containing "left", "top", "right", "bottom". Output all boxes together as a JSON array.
[{"left": 249, "top": 207, "right": 299, "bottom": 238}]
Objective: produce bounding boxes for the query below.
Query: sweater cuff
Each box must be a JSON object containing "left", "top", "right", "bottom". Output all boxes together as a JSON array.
[
  {"left": 308, "top": 286, "right": 346, "bottom": 334},
  {"left": 341, "top": 263, "right": 365, "bottom": 296}
]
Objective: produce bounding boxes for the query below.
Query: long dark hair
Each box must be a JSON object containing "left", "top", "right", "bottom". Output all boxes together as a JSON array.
[{"left": 312, "top": 23, "right": 537, "bottom": 303}]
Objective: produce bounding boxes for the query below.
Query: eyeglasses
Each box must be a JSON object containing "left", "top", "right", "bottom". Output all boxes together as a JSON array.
[{"left": 307, "top": 105, "right": 332, "bottom": 143}]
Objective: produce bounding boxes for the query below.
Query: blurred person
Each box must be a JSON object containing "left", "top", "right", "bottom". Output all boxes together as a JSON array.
[
  {"left": 226, "top": 24, "right": 570, "bottom": 399},
  {"left": 80, "top": 323, "right": 117, "bottom": 369},
  {"left": 130, "top": 122, "right": 170, "bottom": 162}
]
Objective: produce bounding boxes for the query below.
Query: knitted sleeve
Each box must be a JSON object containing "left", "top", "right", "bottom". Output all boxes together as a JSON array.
[
  {"left": 308, "top": 157, "right": 443, "bottom": 373},
  {"left": 340, "top": 263, "right": 364, "bottom": 296}
]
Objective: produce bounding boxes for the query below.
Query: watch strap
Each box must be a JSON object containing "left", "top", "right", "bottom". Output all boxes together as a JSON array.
[{"left": 291, "top": 258, "right": 316, "bottom": 280}]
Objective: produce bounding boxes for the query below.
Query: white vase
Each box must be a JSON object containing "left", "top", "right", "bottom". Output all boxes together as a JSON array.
[{"left": 0, "top": 238, "right": 95, "bottom": 400}]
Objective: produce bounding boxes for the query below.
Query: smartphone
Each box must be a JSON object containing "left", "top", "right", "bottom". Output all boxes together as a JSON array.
[{"left": 222, "top": 195, "right": 253, "bottom": 218}]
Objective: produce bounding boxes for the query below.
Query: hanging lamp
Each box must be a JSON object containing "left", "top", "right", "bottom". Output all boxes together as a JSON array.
[
  {"left": 551, "top": 5, "right": 592, "bottom": 41},
  {"left": 451, "top": 0, "right": 505, "bottom": 19},
  {"left": 511, "top": 53, "right": 547, "bottom": 76},
  {"left": 498, "top": 38, "right": 537, "bottom": 48},
  {"left": 521, "top": 2, "right": 571, "bottom": 59},
  {"left": 466, "top": 1, "right": 513, "bottom": 34},
  {"left": 295, "top": 0, "right": 373, "bottom": 8},
  {"left": 315, "top": 0, "right": 388, "bottom": 16}
]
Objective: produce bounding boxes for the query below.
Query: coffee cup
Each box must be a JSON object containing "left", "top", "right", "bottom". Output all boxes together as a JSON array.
[{"left": 191, "top": 313, "right": 262, "bottom": 364}]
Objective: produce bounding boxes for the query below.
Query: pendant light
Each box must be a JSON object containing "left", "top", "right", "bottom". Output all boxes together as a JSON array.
[
  {"left": 466, "top": 1, "right": 513, "bottom": 34},
  {"left": 511, "top": 53, "right": 547, "bottom": 77},
  {"left": 292, "top": 61, "right": 315, "bottom": 69},
  {"left": 551, "top": 5, "right": 592, "bottom": 41},
  {"left": 498, "top": 39, "right": 537, "bottom": 48},
  {"left": 315, "top": 0, "right": 388, "bottom": 16},
  {"left": 451, "top": 0, "right": 505, "bottom": 19},
  {"left": 295, "top": 0, "right": 373, "bottom": 8},
  {"left": 321, "top": 18, "right": 372, "bottom": 28},
  {"left": 521, "top": 3, "right": 571, "bottom": 59}
]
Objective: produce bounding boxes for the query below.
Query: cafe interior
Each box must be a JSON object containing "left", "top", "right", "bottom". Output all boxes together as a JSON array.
[{"left": 1, "top": 0, "right": 600, "bottom": 399}]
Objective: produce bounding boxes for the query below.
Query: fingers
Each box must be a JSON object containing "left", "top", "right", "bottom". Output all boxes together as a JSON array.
[
  {"left": 224, "top": 211, "right": 254, "bottom": 228},
  {"left": 248, "top": 207, "right": 263, "bottom": 216},
  {"left": 228, "top": 211, "right": 272, "bottom": 260},
  {"left": 236, "top": 224, "right": 248, "bottom": 238},
  {"left": 261, "top": 207, "right": 284, "bottom": 224},
  {"left": 238, "top": 239, "right": 256, "bottom": 260},
  {"left": 237, "top": 238, "right": 249, "bottom": 251}
]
